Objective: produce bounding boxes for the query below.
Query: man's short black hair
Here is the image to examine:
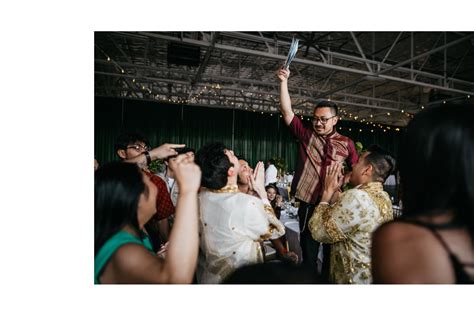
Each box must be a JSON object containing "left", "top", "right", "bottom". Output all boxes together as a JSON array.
[
  {"left": 315, "top": 100, "right": 338, "bottom": 116},
  {"left": 114, "top": 132, "right": 149, "bottom": 154},
  {"left": 364, "top": 145, "right": 396, "bottom": 183},
  {"left": 195, "top": 142, "right": 232, "bottom": 190}
]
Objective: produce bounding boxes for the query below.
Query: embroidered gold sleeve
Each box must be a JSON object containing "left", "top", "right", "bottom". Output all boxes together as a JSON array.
[
  {"left": 259, "top": 204, "right": 285, "bottom": 240},
  {"left": 309, "top": 203, "right": 346, "bottom": 243}
]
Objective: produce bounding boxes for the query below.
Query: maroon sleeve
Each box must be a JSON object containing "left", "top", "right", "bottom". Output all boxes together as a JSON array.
[
  {"left": 346, "top": 139, "right": 359, "bottom": 167},
  {"left": 289, "top": 115, "right": 311, "bottom": 143},
  {"left": 145, "top": 171, "right": 176, "bottom": 220}
]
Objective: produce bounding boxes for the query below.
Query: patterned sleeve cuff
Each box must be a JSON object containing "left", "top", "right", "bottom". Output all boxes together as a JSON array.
[{"left": 321, "top": 205, "right": 346, "bottom": 242}]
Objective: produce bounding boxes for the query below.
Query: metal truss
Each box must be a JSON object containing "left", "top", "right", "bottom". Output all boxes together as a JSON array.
[{"left": 95, "top": 31, "right": 474, "bottom": 127}]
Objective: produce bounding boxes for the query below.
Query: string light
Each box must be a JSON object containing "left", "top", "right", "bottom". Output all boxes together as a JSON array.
[{"left": 98, "top": 50, "right": 413, "bottom": 129}]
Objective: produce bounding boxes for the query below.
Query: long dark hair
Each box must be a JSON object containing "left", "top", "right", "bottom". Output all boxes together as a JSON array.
[
  {"left": 398, "top": 103, "right": 474, "bottom": 239},
  {"left": 95, "top": 162, "right": 145, "bottom": 255}
]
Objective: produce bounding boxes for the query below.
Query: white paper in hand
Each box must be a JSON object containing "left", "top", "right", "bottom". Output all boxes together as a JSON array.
[{"left": 283, "top": 37, "right": 299, "bottom": 70}]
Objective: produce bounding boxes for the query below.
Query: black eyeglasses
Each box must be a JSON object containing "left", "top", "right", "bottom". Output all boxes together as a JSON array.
[
  {"left": 311, "top": 115, "right": 336, "bottom": 124},
  {"left": 126, "top": 144, "right": 150, "bottom": 152}
]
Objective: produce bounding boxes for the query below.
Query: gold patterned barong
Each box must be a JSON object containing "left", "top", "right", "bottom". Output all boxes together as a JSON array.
[{"left": 308, "top": 182, "right": 393, "bottom": 284}]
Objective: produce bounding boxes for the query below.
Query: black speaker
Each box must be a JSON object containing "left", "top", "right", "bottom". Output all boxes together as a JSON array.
[{"left": 167, "top": 42, "right": 201, "bottom": 67}]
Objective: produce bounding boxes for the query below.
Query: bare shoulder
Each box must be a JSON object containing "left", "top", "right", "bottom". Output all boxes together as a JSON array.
[
  {"left": 373, "top": 220, "right": 423, "bottom": 244},
  {"left": 373, "top": 220, "right": 447, "bottom": 257},
  {"left": 113, "top": 243, "right": 153, "bottom": 266},
  {"left": 111, "top": 243, "right": 164, "bottom": 282},
  {"left": 372, "top": 220, "right": 454, "bottom": 283}
]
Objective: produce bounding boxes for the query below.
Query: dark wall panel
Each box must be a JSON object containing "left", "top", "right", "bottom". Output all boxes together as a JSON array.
[{"left": 95, "top": 97, "right": 401, "bottom": 171}]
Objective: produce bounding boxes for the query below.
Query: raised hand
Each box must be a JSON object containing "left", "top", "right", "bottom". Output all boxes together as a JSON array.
[
  {"left": 277, "top": 68, "right": 290, "bottom": 83},
  {"left": 150, "top": 143, "right": 186, "bottom": 160},
  {"left": 168, "top": 153, "right": 201, "bottom": 195},
  {"left": 324, "top": 162, "right": 343, "bottom": 194},
  {"left": 250, "top": 161, "right": 266, "bottom": 199}
]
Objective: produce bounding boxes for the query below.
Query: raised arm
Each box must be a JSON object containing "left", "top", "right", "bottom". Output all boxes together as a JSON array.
[
  {"left": 162, "top": 153, "right": 201, "bottom": 283},
  {"left": 277, "top": 68, "right": 295, "bottom": 126},
  {"left": 104, "top": 153, "right": 201, "bottom": 284},
  {"left": 124, "top": 143, "right": 186, "bottom": 169}
]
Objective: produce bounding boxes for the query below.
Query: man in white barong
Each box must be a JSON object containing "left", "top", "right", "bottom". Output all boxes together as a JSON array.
[{"left": 194, "top": 142, "right": 285, "bottom": 284}]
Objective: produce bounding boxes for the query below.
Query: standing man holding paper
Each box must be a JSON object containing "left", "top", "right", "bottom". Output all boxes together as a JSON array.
[{"left": 276, "top": 67, "right": 358, "bottom": 282}]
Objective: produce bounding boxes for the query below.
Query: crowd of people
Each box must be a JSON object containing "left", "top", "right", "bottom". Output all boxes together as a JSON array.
[{"left": 94, "top": 67, "right": 473, "bottom": 284}]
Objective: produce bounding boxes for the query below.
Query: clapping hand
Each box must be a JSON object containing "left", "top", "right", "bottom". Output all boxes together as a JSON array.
[
  {"left": 321, "top": 162, "right": 344, "bottom": 203},
  {"left": 325, "top": 163, "right": 344, "bottom": 193},
  {"left": 249, "top": 161, "right": 266, "bottom": 199}
]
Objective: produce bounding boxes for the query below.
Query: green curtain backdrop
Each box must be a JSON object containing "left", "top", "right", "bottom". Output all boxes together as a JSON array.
[{"left": 95, "top": 97, "right": 402, "bottom": 171}]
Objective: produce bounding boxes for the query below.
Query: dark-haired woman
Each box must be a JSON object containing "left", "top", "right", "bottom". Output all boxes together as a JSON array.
[
  {"left": 94, "top": 154, "right": 201, "bottom": 284},
  {"left": 266, "top": 184, "right": 283, "bottom": 219},
  {"left": 265, "top": 184, "right": 299, "bottom": 264},
  {"left": 372, "top": 103, "right": 474, "bottom": 284}
]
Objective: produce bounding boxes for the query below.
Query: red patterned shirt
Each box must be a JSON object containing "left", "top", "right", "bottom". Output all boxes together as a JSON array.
[
  {"left": 289, "top": 116, "right": 358, "bottom": 205},
  {"left": 143, "top": 170, "right": 176, "bottom": 221}
]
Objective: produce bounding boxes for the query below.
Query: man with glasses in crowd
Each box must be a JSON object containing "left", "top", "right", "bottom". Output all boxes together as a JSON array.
[
  {"left": 277, "top": 68, "right": 358, "bottom": 282},
  {"left": 114, "top": 132, "right": 185, "bottom": 251}
]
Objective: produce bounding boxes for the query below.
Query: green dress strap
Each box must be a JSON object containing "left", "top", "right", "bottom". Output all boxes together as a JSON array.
[{"left": 94, "top": 231, "right": 154, "bottom": 284}]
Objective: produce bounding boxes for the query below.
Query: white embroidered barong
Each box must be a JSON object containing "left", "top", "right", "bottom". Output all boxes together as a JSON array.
[{"left": 197, "top": 186, "right": 285, "bottom": 284}]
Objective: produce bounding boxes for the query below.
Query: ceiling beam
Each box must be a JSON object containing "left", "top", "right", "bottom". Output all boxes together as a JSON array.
[
  {"left": 95, "top": 60, "right": 420, "bottom": 108},
  {"left": 350, "top": 32, "right": 373, "bottom": 73},
  {"left": 316, "top": 33, "right": 474, "bottom": 98}
]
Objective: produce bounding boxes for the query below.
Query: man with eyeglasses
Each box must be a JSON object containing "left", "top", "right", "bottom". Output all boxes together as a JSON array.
[
  {"left": 277, "top": 68, "right": 358, "bottom": 282},
  {"left": 114, "top": 132, "right": 185, "bottom": 252}
]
